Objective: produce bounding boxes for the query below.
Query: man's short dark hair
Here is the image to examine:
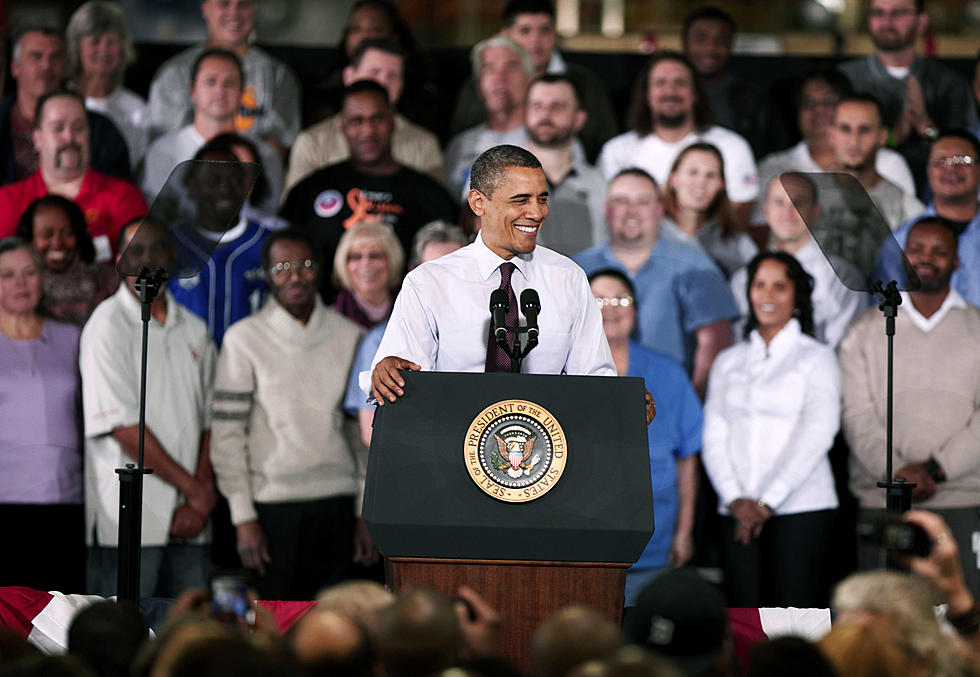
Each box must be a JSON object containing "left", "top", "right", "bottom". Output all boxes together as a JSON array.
[
  {"left": 526, "top": 72, "right": 584, "bottom": 110},
  {"left": 470, "top": 145, "right": 542, "bottom": 197},
  {"left": 628, "top": 51, "right": 713, "bottom": 136},
  {"left": 610, "top": 167, "right": 660, "bottom": 193},
  {"left": 11, "top": 18, "right": 62, "bottom": 62},
  {"left": 190, "top": 47, "right": 244, "bottom": 88},
  {"left": 34, "top": 89, "right": 85, "bottom": 129},
  {"left": 833, "top": 93, "right": 885, "bottom": 125},
  {"left": 794, "top": 69, "right": 852, "bottom": 112},
  {"left": 341, "top": 79, "right": 391, "bottom": 109},
  {"left": 260, "top": 227, "right": 318, "bottom": 272},
  {"left": 68, "top": 600, "right": 147, "bottom": 677},
  {"left": 350, "top": 38, "right": 406, "bottom": 69},
  {"left": 933, "top": 128, "right": 980, "bottom": 161},
  {"left": 908, "top": 215, "right": 961, "bottom": 247},
  {"left": 198, "top": 132, "right": 270, "bottom": 206},
  {"left": 682, "top": 5, "right": 736, "bottom": 40},
  {"left": 502, "top": 0, "right": 555, "bottom": 27}
]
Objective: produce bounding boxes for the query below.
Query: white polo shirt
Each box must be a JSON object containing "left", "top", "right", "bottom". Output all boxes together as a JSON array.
[
  {"left": 597, "top": 125, "right": 759, "bottom": 203},
  {"left": 80, "top": 283, "right": 216, "bottom": 547}
]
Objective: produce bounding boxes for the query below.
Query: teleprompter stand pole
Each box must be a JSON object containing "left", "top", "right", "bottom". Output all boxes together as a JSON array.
[
  {"left": 115, "top": 266, "right": 167, "bottom": 603},
  {"left": 872, "top": 280, "right": 914, "bottom": 569}
]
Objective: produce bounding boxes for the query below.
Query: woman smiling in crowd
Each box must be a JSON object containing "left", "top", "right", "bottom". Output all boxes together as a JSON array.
[
  {"left": 16, "top": 195, "right": 118, "bottom": 327},
  {"left": 661, "top": 142, "right": 757, "bottom": 278},
  {"left": 332, "top": 221, "right": 405, "bottom": 329},
  {"left": 701, "top": 251, "right": 839, "bottom": 607}
]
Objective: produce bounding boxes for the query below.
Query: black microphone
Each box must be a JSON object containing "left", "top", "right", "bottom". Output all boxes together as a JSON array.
[
  {"left": 520, "top": 288, "right": 540, "bottom": 346},
  {"left": 490, "top": 289, "right": 509, "bottom": 345}
]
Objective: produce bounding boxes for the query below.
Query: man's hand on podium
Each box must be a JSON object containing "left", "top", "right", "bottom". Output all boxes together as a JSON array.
[
  {"left": 371, "top": 356, "right": 422, "bottom": 405},
  {"left": 645, "top": 389, "right": 656, "bottom": 425}
]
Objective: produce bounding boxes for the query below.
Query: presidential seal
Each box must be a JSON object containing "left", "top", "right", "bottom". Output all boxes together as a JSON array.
[{"left": 463, "top": 400, "right": 567, "bottom": 503}]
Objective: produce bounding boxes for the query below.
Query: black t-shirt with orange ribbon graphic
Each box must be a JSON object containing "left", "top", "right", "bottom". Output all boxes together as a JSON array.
[{"left": 280, "top": 160, "right": 457, "bottom": 302}]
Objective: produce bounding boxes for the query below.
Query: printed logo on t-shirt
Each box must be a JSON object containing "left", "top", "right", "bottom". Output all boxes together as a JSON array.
[
  {"left": 342, "top": 187, "right": 403, "bottom": 230},
  {"left": 234, "top": 85, "right": 265, "bottom": 133},
  {"left": 314, "top": 190, "right": 344, "bottom": 218}
]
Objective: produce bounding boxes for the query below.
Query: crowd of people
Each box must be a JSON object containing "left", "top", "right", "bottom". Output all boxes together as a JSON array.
[{"left": 2, "top": 0, "right": 980, "bottom": 672}]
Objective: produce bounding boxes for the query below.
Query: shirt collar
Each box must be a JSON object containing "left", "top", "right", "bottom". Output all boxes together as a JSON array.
[
  {"left": 749, "top": 317, "right": 803, "bottom": 356},
  {"left": 899, "top": 288, "right": 966, "bottom": 332},
  {"left": 114, "top": 281, "right": 181, "bottom": 328},
  {"left": 473, "top": 231, "right": 532, "bottom": 283}
]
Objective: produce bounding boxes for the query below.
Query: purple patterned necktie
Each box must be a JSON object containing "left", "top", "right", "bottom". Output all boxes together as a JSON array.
[{"left": 485, "top": 261, "right": 518, "bottom": 372}]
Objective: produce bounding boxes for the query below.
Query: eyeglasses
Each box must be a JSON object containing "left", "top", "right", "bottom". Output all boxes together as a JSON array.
[
  {"left": 268, "top": 259, "right": 317, "bottom": 281},
  {"left": 595, "top": 296, "right": 634, "bottom": 308},
  {"left": 928, "top": 155, "right": 976, "bottom": 168}
]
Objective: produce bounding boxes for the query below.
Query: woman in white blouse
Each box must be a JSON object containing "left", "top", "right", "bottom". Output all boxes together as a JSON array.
[{"left": 702, "top": 251, "right": 839, "bottom": 607}]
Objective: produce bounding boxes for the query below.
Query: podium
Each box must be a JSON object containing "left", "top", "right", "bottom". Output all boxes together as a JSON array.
[{"left": 363, "top": 372, "right": 653, "bottom": 669}]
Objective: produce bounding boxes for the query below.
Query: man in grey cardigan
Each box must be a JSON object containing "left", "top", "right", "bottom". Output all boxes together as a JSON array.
[
  {"left": 211, "top": 227, "right": 365, "bottom": 599},
  {"left": 840, "top": 216, "right": 980, "bottom": 596}
]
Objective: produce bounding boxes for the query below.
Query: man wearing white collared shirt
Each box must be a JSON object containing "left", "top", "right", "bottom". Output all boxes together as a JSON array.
[
  {"left": 80, "top": 219, "right": 217, "bottom": 598},
  {"left": 841, "top": 216, "right": 980, "bottom": 596},
  {"left": 366, "top": 145, "right": 616, "bottom": 404}
]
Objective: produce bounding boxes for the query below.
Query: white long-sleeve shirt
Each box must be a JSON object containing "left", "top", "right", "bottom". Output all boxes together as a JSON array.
[
  {"left": 360, "top": 232, "right": 615, "bottom": 395},
  {"left": 701, "top": 318, "right": 840, "bottom": 515}
]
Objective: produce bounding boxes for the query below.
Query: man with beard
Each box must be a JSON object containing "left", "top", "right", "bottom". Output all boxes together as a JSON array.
[
  {"left": 754, "top": 70, "right": 916, "bottom": 227},
  {"left": 596, "top": 51, "right": 758, "bottom": 229},
  {"left": 805, "top": 94, "right": 927, "bottom": 278},
  {"left": 839, "top": 0, "right": 978, "bottom": 196},
  {"left": 523, "top": 73, "right": 606, "bottom": 256},
  {"left": 828, "top": 95, "right": 923, "bottom": 231},
  {"left": 681, "top": 5, "right": 785, "bottom": 159},
  {"left": 281, "top": 81, "right": 456, "bottom": 302},
  {"left": 449, "top": 0, "right": 617, "bottom": 164},
  {"left": 841, "top": 216, "right": 980, "bottom": 596},
  {"left": 0, "top": 90, "right": 147, "bottom": 261},
  {"left": 446, "top": 36, "right": 534, "bottom": 196},
  {"left": 211, "top": 228, "right": 365, "bottom": 599},
  {"left": 877, "top": 131, "right": 980, "bottom": 307}
]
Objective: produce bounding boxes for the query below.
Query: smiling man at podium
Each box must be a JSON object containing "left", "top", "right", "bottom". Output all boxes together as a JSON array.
[{"left": 365, "top": 145, "right": 618, "bottom": 396}]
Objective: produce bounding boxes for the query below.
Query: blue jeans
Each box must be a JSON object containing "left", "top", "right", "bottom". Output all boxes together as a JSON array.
[{"left": 86, "top": 543, "right": 209, "bottom": 599}]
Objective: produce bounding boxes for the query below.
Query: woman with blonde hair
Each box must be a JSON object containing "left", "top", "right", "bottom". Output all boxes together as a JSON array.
[
  {"left": 332, "top": 220, "right": 405, "bottom": 329},
  {"left": 661, "top": 142, "right": 756, "bottom": 278},
  {"left": 66, "top": 1, "right": 147, "bottom": 171}
]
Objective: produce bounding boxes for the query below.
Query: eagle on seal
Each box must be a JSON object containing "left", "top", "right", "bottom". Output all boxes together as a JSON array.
[{"left": 494, "top": 432, "right": 537, "bottom": 471}]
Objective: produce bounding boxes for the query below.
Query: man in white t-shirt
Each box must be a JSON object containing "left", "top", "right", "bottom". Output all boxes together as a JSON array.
[
  {"left": 80, "top": 218, "right": 217, "bottom": 598},
  {"left": 596, "top": 51, "right": 758, "bottom": 228}
]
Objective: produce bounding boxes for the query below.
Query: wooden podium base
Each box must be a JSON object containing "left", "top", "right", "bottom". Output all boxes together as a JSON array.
[{"left": 385, "top": 557, "right": 630, "bottom": 671}]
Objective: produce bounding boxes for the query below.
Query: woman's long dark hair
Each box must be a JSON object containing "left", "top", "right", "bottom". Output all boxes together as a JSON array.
[{"left": 743, "top": 251, "right": 815, "bottom": 339}]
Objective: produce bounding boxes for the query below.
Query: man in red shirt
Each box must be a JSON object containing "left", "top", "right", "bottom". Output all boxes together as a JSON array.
[{"left": 0, "top": 90, "right": 147, "bottom": 261}]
